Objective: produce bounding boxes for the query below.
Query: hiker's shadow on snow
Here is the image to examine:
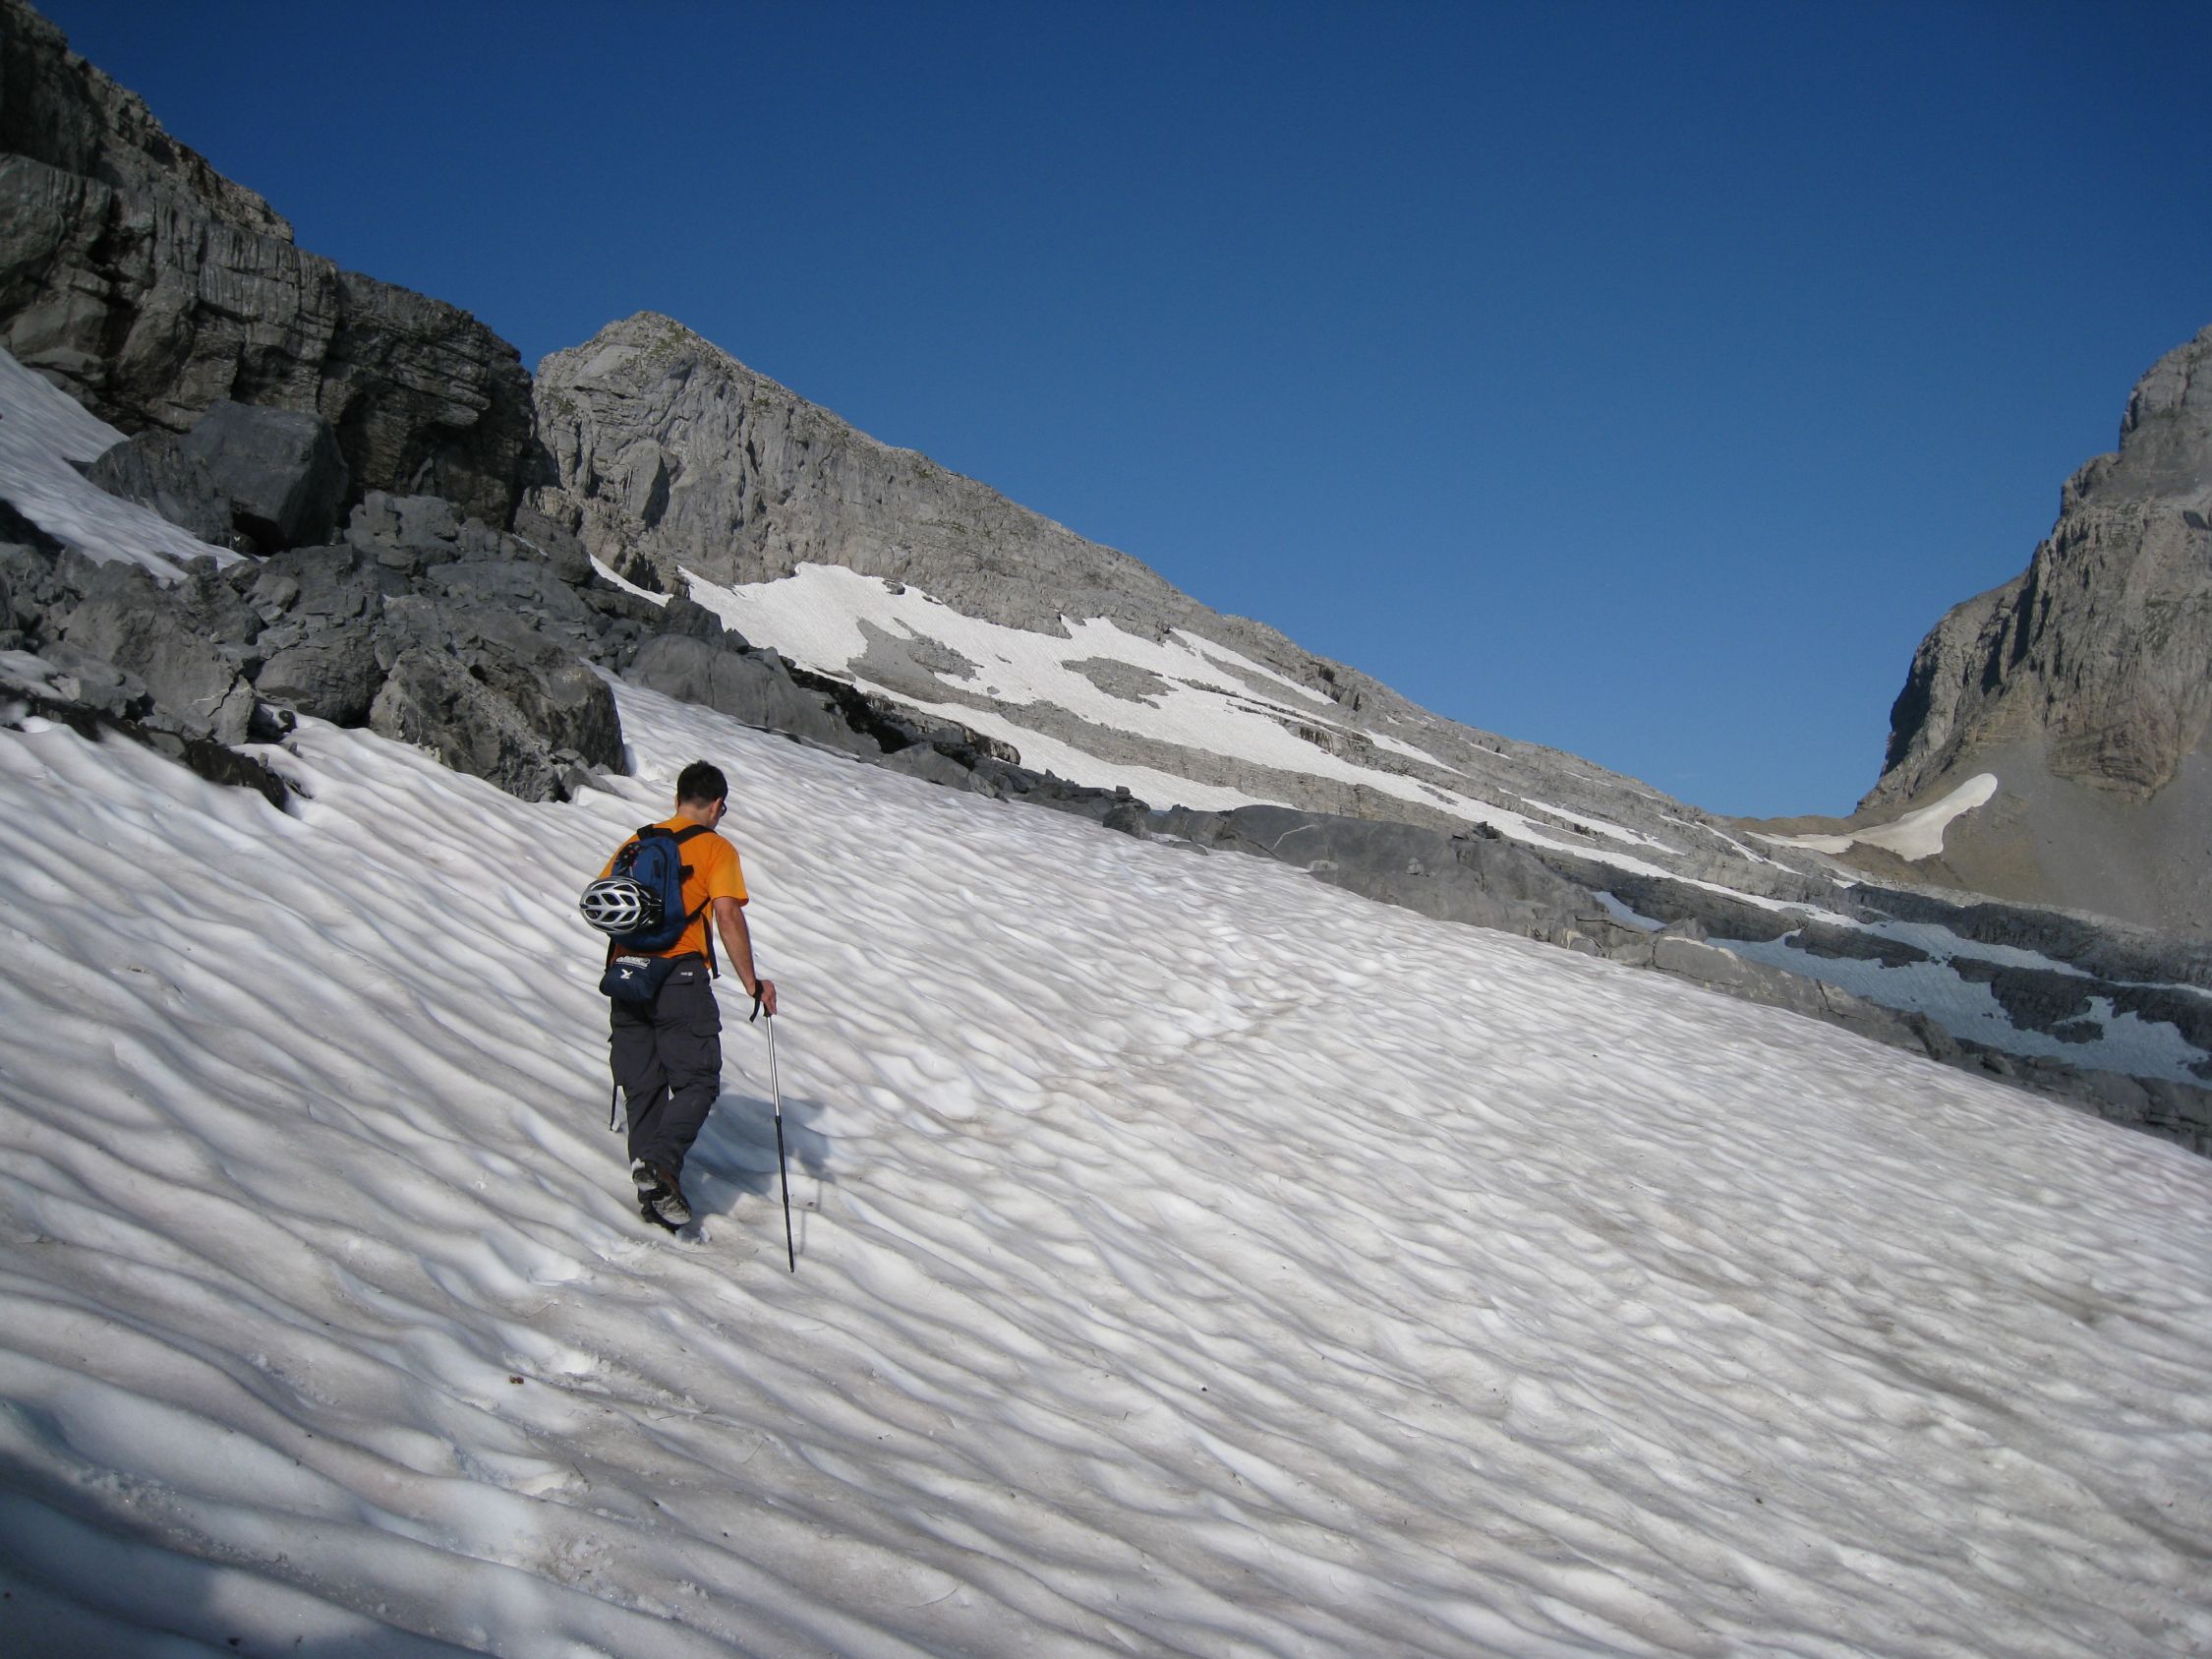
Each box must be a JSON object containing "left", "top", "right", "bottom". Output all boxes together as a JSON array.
[{"left": 689, "top": 1087, "right": 835, "bottom": 1221}]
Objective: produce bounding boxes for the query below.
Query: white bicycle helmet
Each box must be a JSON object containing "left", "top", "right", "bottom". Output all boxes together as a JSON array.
[{"left": 579, "top": 875, "right": 660, "bottom": 936}]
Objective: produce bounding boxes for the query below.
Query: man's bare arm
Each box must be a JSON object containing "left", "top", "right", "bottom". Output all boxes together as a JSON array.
[{"left": 712, "top": 895, "right": 778, "bottom": 1014}]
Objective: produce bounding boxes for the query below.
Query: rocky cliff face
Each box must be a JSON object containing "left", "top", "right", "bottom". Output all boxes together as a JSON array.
[
  {"left": 0, "top": 0, "right": 535, "bottom": 526},
  {"left": 1860, "top": 325, "right": 2212, "bottom": 932}
]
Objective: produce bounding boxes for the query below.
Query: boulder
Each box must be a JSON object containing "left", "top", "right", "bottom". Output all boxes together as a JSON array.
[
  {"left": 250, "top": 543, "right": 385, "bottom": 622},
  {"left": 0, "top": 531, "right": 61, "bottom": 644},
  {"left": 84, "top": 430, "right": 234, "bottom": 545},
  {"left": 171, "top": 555, "right": 262, "bottom": 646},
  {"left": 359, "top": 490, "right": 459, "bottom": 543},
  {"left": 372, "top": 591, "right": 621, "bottom": 773},
  {"left": 510, "top": 500, "right": 596, "bottom": 586},
  {"left": 420, "top": 557, "right": 598, "bottom": 633},
  {"left": 179, "top": 400, "right": 349, "bottom": 551},
  {"left": 54, "top": 588, "right": 253, "bottom": 741},
  {"left": 344, "top": 490, "right": 461, "bottom": 568},
  {"left": 34, "top": 639, "right": 147, "bottom": 720},
  {"left": 659, "top": 595, "right": 728, "bottom": 642},
  {"left": 370, "top": 647, "right": 569, "bottom": 802},
  {"left": 253, "top": 625, "right": 384, "bottom": 725},
  {"left": 880, "top": 741, "right": 1001, "bottom": 795},
  {"left": 494, "top": 655, "right": 621, "bottom": 772}
]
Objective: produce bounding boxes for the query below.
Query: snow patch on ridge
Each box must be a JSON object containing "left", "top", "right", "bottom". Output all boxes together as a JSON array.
[{"left": 1767, "top": 773, "right": 2000, "bottom": 861}]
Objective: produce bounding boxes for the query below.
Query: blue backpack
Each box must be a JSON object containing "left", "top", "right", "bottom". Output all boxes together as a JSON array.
[{"left": 607, "top": 822, "right": 714, "bottom": 960}]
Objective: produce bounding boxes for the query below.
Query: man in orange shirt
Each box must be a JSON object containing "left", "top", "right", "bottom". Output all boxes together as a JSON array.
[{"left": 605, "top": 760, "right": 779, "bottom": 1228}]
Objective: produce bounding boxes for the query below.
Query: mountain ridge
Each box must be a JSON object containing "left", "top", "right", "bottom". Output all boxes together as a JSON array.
[{"left": 531, "top": 311, "right": 1848, "bottom": 892}]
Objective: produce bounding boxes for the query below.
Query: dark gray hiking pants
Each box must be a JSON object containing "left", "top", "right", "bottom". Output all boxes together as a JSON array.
[{"left": 610, "top": 957, "right": 722, "bottom": 1176}]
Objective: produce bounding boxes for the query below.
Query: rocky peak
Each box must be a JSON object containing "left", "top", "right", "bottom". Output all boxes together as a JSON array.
[
  {"left": 2106, "top": 323, "right": 2212, "bottom": 501},
  {"left": 534, "top": 311, "right": 1888, "bottom": 914},
  {"left": 1859, "top": 323, "right": 2212, "bottom": 932}
]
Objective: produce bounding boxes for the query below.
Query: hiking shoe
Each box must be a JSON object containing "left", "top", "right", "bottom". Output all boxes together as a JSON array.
[{"left": 633, "top": 1157, "right": 691, "bottom": 1226}]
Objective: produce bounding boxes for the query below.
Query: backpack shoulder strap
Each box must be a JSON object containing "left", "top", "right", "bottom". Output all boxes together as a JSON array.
[{"left": 670, "top": 823, "right": 718, "bottom": 975}]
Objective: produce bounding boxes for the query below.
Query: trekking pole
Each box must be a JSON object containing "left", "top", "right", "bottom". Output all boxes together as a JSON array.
[{"left": 756, "top": 990, "right": 796, "bottom": 1272}]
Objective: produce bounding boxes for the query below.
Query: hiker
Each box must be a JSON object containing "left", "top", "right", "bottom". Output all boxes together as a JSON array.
[{"left": 586, "top": 760, "right": 778, "bottom": 1228}]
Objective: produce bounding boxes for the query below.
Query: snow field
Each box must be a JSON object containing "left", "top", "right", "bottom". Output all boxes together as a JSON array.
[{"left": 0, "top": 680, "right": 2207, "bottom": 1655}]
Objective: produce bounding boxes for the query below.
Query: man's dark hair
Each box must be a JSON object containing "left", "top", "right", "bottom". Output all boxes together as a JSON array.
[{"left": 675, "top": 760, "right": 728, "bottom": 806}]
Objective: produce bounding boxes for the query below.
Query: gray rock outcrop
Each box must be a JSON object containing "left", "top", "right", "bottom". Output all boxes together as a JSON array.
[
  {"left": 0, "top": 0, "right": 535, "bottom": 526},
  {"left": 1854, "top": 324, "right": 2212, "bottom": 932},
  {"left": 4, "top": 486, "right": 628, "bottom": 800},
  {"left": 1182, "top": 805, "right": 1598, "bottom": 946},
  {"left": 56, "top": 566, "right": 256, "bottom": 743},
  {"left": 627, "top": 633, "right": 866, "bottom": 755}
]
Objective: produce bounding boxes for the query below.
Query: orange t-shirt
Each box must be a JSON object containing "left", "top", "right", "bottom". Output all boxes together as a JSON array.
[{"left": 600, "top": 816, "right": 748, "bottom": 959}]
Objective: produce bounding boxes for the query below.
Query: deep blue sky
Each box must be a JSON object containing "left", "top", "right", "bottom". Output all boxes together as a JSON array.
[{"left": 38, "top": 1, "right": 2212, "bottom": 816}]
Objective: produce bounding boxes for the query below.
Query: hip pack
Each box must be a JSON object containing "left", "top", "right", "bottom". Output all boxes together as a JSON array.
[{"left": 600, "top": 952, "right": 682, "bottom": 1003}]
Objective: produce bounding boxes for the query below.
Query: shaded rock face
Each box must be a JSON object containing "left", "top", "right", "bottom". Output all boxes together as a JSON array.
[
  {"left": 87, "top": 399, "right": 353, "bottom": 554},
  {"left": 0, "top": 2, "right": 535, "bottom": 526},
  {"left": 178, "top": 401, "right": 350, "bottom": 550},
  {"left": 82, "top": 429, "right": 234, "bottom": 546},
  {"left": 1861, "top": 325, "right": 2212, "bottom": 934}
]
